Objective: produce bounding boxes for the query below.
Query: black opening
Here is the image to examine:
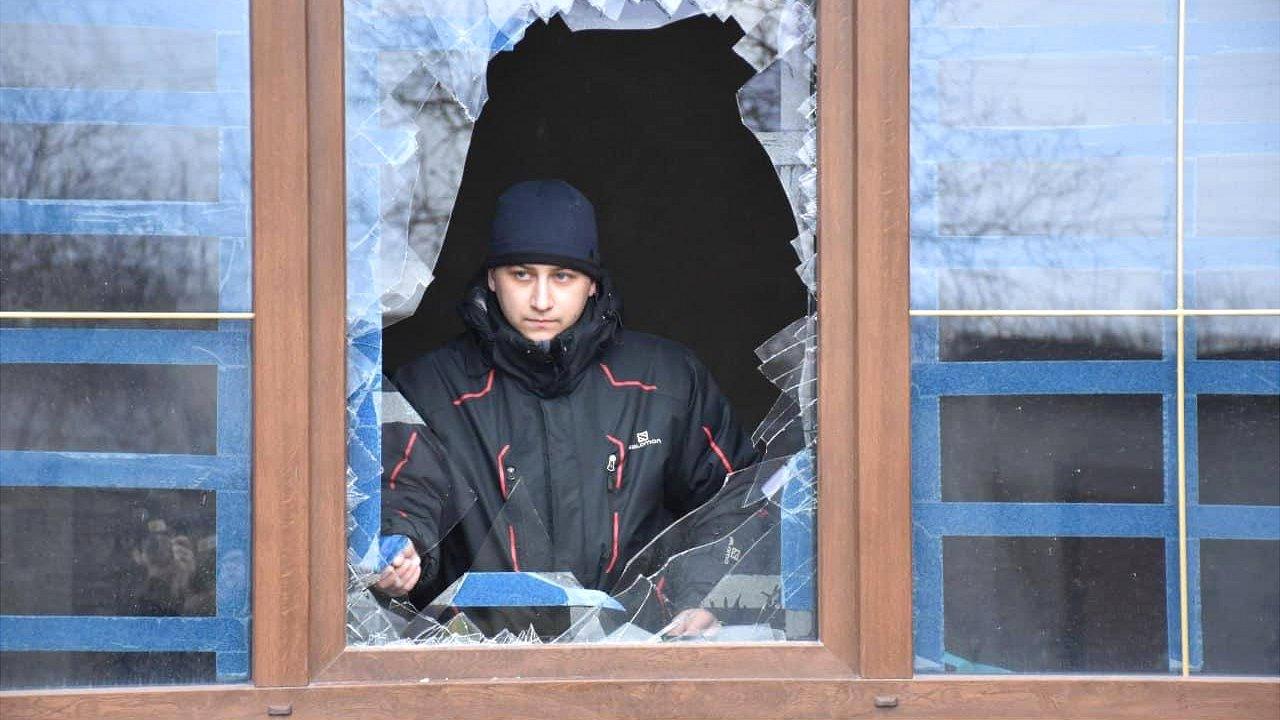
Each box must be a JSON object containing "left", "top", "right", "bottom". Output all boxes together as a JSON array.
[{"left": 383, "top": 15, "right": 806, "bottom": 428}]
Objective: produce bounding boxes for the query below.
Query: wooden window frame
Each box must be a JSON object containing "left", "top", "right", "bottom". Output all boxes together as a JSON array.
[{"left": 2, "top": 0, "right": 1276, "bottom": 717}]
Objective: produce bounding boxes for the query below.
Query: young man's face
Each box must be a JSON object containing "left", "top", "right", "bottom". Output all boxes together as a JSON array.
[{"left": 488, "top": 263, "right": 597, "bottom": 342}]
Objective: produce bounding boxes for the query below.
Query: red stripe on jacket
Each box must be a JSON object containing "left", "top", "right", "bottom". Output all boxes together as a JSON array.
[
  {"left": 702, "top": 425, "right": 734, "bottom": 474},
  {"left": 507, "top": 525, "right": 521, "bottom": 572},
  {"left": 603, "top": 512, "right": 621, "bottom": 574},
  {"left": 599, "top": 363, "right": 657, "bottom": 391},
  {"left": 452, "top": 369, "right": 496, "bottom": 406},
  {"left": 496, "top": 444, "right": 511, "bottom": 499},
  {"left": 387, "top": 430, "right": 419, "bottom": 490}
]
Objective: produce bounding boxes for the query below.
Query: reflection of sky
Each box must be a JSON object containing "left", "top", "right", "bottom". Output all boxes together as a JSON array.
[{"left": 910, "top": 0, "right": 1280, "bottom": 319}]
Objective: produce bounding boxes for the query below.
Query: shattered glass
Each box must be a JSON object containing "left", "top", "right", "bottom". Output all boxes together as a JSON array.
[{"left": 345, "top": 0, "right": 819, "bottom": 645}]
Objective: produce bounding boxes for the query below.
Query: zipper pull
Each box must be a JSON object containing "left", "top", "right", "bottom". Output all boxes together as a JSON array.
[{"left": 606, "top": 453, "right": 617, "bottom": 474}]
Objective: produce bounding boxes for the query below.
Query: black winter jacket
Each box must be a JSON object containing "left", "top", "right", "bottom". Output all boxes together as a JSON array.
[{"left": 382, "top": 275, "right": 758, "bottom": 613}]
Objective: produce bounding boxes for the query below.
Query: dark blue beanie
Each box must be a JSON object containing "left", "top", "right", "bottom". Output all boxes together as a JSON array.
[{"left": 486, "top": 179, "right": 602, "bottom": 279}]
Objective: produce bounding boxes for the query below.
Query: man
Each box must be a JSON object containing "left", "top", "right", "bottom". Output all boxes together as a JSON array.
[{"left": 375, "top": 179, "right": 758, "bottom": 638}]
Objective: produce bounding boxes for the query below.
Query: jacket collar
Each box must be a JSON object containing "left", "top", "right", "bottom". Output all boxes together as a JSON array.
[{"left": 458, "top": 271, "right": 622, "bottom": 398}]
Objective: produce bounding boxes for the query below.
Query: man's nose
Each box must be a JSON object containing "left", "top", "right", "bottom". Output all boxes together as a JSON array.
[{"left": 531, "top": 277, "right": 553, "bottom": 311}]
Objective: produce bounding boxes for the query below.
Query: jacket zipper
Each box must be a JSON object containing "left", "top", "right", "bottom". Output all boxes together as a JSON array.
[
  {"left": 536, "top": 402, "right": 554, "bottom": 544},
  {"left": 603, "top": 434, "right": 627, "bottom": 577}
]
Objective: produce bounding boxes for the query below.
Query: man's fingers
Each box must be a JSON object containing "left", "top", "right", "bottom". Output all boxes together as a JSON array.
[
  {"left": 661, "top": 609, "right": 718, "bottom": 638},
  {"left": 373, "top": 570, "right": 400, "bottom": 594},
  {"left": 394, "top": 555, "right": 420, "bottom": 582},
  {"left": 682, "top": 610, "right": 719, "bottom": 636},
  {"left": 401, "top": 563, "right": 421, "bottom": 591},
  {"left": 372, "top": 545, "right": 422, "bottom": 596}
]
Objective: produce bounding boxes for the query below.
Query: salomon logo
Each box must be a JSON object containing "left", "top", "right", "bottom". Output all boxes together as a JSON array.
[{"left": 628, "top": 430, "right": 663, "bottom": 450}]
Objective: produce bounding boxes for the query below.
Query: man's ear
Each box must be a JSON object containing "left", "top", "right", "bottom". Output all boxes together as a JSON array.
[
  {"left": 487, "top": 268, "right": 497, "bottom": 292},
  {"left": 589, "top": 280, "right": 598, "bottom": 297}
]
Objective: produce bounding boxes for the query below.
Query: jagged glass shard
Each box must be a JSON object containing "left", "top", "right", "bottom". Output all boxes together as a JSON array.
[
  {"left": 655, "top": 0, "right": 685, "bottom": 17},
  {"left": 691, "top": 0, "right": 729, "bottom": 17},
  {"left": 604, "top": 622, "right": 659, "bottom": 643},
  {"left": 345, "top": 0, "right": 819, "bottom": 645},
  {"left": 732, "top": 4, "right": 781, "bottom": 71},
  {"left": 795, "top": 254, "right": 816, "bottom": 295},
  {"left": 791, "top": 230, "right": 814, "bottom": 263},
  {"left": 719, "top": 0, "right": 776, "bottom": 35},
  {"left": 600, "top": 0, "right": 630, "bottom": 21},
  {"left": 752, "top": 391, "right": 800, "bottom": 447},
  {"left": 736, "top": 446, "right": 814, "bottom": 506}
]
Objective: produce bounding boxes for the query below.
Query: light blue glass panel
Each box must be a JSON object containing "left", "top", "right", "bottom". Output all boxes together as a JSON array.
[
  {"left": 912, "top": 0, "right": 1178, "bottom": 310},
  {"left": 0, "top": 1, "right": 252, "bottom": 314},
  {"left": 1185, "top": 0, "right": 1280, "bottom": 309}
]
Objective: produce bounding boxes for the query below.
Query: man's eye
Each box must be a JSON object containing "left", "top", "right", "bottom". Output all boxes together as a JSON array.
[{"left": 512, "top": 270, "right": 529, "bottom": 280}]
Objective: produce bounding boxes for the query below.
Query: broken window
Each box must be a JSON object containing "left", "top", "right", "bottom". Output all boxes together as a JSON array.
[{"left": 344, "top": 0, "right": 819, "bottom": 645}]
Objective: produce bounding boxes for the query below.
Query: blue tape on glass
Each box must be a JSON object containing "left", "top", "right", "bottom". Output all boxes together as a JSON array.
[
  {"left": 432, "top": 572, "right": 625, "bottom": 611},
  {"left": 0, "top": 199, "right": 249, "bottom": 238},
  {"left": 0, "top": 89, "right": 248, "bottom": 126},
  {"left": 0, "top": 616, "right": 246, "bottom": 653},
  {"left": 379, "top": 534, "right": 411, "bottom": 567},
  {"left": 914, "top": 502, "right": 1176, "bottom": 538},
  {"left": 780, "top": 450, "right": 815, "bottom": 611},
  {"left": 0, "top": 0, "right": 248, "bottom": 31}
]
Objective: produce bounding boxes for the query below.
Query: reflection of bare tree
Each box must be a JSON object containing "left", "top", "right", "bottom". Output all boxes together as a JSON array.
[
  {"left": 916, "top": 0, "right": 1275, "bottom": 358},
  {"left": 1, "top": 122, "right": 208, "bottom": 201},
  {"left": 915, "top": 9, "right": 1148, "bottom": 357},
  {"left": 0, "top": 82, "right": 222, "bottom": 321},
  {"left": 0, "top": 363, "right": 218, "bottom": 456}
]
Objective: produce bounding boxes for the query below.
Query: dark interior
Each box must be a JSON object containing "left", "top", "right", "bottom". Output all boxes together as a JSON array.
[{"left": 382, "top": 15, "right": 808, "bottom": 430}]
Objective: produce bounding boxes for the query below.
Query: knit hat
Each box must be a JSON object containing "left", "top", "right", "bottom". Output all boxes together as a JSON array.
[{"left": 485, "top": 179, "right": 602, "bottom": 279}]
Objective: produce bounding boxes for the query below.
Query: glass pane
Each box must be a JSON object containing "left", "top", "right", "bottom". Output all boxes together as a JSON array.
[
  {"left": 1196, "top": 395, "right": 1280, "bottom": 506},
  {"left": 1186, "top": 319, "right": 1280, "bottom": 676},
  {"left": 0, "top": 488, "right": 218, "bottom": 617},
  {"left": 0, "top": 652, "right": 215, "bottom": 691},
  {"left": 0, "top": 234, "right": 223, "bottom": 319},
  {"left": 0, "top": 363, "right": 218, "bottom": 454},
  {"left": 912, "top": 316, "right": 1180, "bottom": 673},
  {"left": 913, "top": 0, "right": 1280, "bottom": 682},
  {"left": 0, "top": 325, "right": 251, "bottom": 690},
  {"left": 0, "top": 7, "right": 251, "bottom": 316},
  {"left": 942, "top": 536, "right": 1168, "bottom": 672},
  {"left": 1196, "top": 315, "right": 1280, "bottom": 360},
  {"left": 0, "top": 1, "right": 251, "bottom": 691},
  {"left": 0, "top": 124, "right": 220, "bottom": 202},
  {"left": 0, "top": 23, "right": 218, "bottom": 91},
  {"left": 941, "top": 395, "right": 1164, "bottom": 503},
  {"left": 937, "top": 315, "right": 1164, "bottom": 361},
  {"left": 911, "top": 0, "right": 1177, "bottom": 311},
  {"left": 345, "top": 0, "right": 818, "bottom": 645},
  {"left": 1185, "top": 1, "right": 1280, "bottom": 309},
  {"left": 1199, "top": 540, "right": 1280, "bottom": 675}
]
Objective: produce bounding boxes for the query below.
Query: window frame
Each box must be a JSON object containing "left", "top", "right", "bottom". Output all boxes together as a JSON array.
[{"left": 1, "top": 0, "right": 1276, "bottom": 716}]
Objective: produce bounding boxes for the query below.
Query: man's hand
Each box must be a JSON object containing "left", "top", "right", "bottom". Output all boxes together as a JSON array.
[
  {"left": 373, "top": 544, "right": 421, "bottom": 597},
  {"left": 661, "top": 608, "right": 720, "bottom": 639}
]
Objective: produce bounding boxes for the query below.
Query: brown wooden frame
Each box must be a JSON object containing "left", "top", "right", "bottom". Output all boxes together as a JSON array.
[{"left": 3, "top": 0, "right": 1277, "bottom": 717}]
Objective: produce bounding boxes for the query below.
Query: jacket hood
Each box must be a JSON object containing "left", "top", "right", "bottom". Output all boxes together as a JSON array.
[{"left": 458, "top": 270, "right": 623, "bottom": 398}]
